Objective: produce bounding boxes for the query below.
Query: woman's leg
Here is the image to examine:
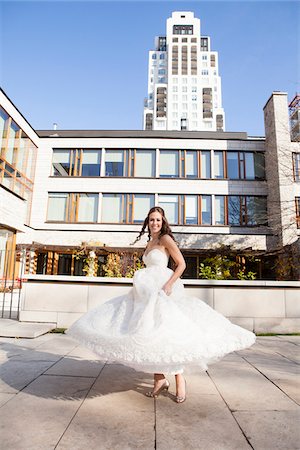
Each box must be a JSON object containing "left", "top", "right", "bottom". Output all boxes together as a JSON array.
[
  {"left": 175, "top": 373, "right": 186, "bottom": 399},
  {"left": 146, "top": 373, "right": 169, "bottom": 397}
]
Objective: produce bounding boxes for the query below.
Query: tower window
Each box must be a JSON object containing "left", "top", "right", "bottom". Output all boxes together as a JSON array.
[{"left": 173, "top": 25, "right": 193, "bottom": 35}]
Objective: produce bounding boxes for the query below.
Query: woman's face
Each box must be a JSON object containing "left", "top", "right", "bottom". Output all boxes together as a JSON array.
[{"left": 149, "top": 211, "right": 163, "bottom": 235}]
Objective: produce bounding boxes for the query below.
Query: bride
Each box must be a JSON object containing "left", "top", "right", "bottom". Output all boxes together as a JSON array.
[{"left": 67, "top": 207, "right": 256, "bottom": 403}]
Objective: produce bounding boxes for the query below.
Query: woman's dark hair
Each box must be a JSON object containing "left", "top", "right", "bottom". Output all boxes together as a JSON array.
[{"left": 132, "top": 206, "right": 176, "bottom": 245}]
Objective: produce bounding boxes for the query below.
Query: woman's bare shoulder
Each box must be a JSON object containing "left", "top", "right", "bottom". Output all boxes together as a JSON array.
[{"left": 160, "top": 234, "right": 176, "bottom": 247}]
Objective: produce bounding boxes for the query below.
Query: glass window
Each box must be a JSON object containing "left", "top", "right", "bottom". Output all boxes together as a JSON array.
[
  {"left": 293, "top": 153, "right": 300, "bottom": 181},
  {"left": 215, "top": 196, "right": 225, "bottom": 225},
  {"left": 0, "top": 107, "right": 9, "bottom": 154},
  {"left": 158, "top": 195, "right": 179, "bottom": 224},
  {"left": 47, "top": 193, "right": 68, "bottom": 221},
  {"left": 214, "top": 151, "right": 224, "bottom": 178},
  {"left": 52, "top": 150, "right": 71, "bottom": 176},
  {"left": 77, "top": 194, "right": 98, "bottom": 222},
  {"left": 81, "top": 150, "right": 101, "bottom": 176},
  {"left": 135, "top": 150, "right": 155, "bottom": 177},
  {"left": 200, "top": 151, "right": 211, "bottom": 178},
  {"left": 102, "top": 194, "right": 123, "bottom": 222},
  {"left": 244, "top": 152, "right": 254, "bottom": 179},
  {"left": 296, "top": 197, "right": 300, "bottom": 228},
  {"left": 152, "top": 54, "right": 157, "bottom": 59},
  {"left": 254, "top": 152, "right": 265, "bottom": 180},
  {"left": 246, "top": 197, "right": 267, "bottom": 226},
  {"left": 201, "top": 195, "right": 211, "bottom": 224},
  {"left": 105, "top": 150, "right": 124, "bottom": 176},
  {"left": 228, "top": 196, "right": 240, "bottom": 225},
  {"left": 185, "top": 195, "right": 198, "bottom": 224},
  {"left": 185, "top": 151, "right": 197, "bottom": 178},
  {"left": 6, "top": 121, "right": 19, "bottom": 165},
  {"left": 227, "top": 152, "right": 239, "bottom": 179},
  {"left": 17, "top": 134, "right": 26, "bottom": 172},
  {"left": 58, "top": 254, "right": 72, "bottom": 275},
  {"left": 133, "top": 194, "right": 154, "bottom": 223},
  {"left": 159, "top": 151, "right": 179, "bottom": 177}
]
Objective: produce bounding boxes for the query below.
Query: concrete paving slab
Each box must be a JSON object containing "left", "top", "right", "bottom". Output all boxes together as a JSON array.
[
  {"left": 156, "top": 398, "right": 251, "bottom": 450},
  {"left": 0, "top": 392, "right": 16, "bottom": 407},
  {"left": 156, "top": 378, "right": 251, "bottom": 450},
  {"left": 0, "top": 319, "right": 56, "bottom": 338},
  {"left": 45, "top": 355, "right": 105, "bottom": 378},
  {"left": 0, "top": 374, "right": 95, "bottom": 450},
  {"left": 233, "top": 410, "right": 300, "bottom": 450},
  {"left": 277, "top": 335, "right": 300, "bottom": 345},
  {"left": 0, "top": 358, "right": 61, "bottom": 393},
  {"left": 237, "top": 348, "right": 300, "bottom": 404},
  {"left": 0, "top": 335, "right": 299, "bottom": 450},
  {"left": 207, "top": 358, "right": 299, "bottom": 411},
  {"left": 57, "top": 363, "right": 155, "bottom": 450}
]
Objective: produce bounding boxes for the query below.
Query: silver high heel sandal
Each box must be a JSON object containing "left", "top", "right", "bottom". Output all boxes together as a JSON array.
[
  {"left": 145, "top": 379, "right": 170, "bottom": 398},
  {"left": 175, "top": 379, "right": 186, "bottom": 403}
]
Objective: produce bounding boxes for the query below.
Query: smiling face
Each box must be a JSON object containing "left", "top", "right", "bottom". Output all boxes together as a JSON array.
[{"left": 148, "top": 211, "right": 163, "bottom": 237}]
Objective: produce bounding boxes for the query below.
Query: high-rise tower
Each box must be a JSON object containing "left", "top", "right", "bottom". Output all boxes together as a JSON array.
[{"left": 143, "top": 11, "right": 225, "bottom": 132}]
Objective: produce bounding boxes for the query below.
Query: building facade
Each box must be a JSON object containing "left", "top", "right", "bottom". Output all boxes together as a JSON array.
[
  {"left": 0, "top": 89, "right": 299, "bottom": 283},
  {"left": 0, "top": 89, "right": 38, "bottom": 284},
  {"left": 143, "top": 11, "right": 225, "bottom": 132}
]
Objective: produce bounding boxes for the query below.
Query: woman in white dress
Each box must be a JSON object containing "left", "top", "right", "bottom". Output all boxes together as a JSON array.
[{"left": 67, "top": 207, "right": 256, "bottom": 403}]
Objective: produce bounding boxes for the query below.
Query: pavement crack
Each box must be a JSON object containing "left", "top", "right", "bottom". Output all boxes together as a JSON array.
[
  {"left": 240, "top": 355, "right": 300, "bottom": 407},
  {"left": 206, "top": 370, "right": 255, "bottom": 450}
]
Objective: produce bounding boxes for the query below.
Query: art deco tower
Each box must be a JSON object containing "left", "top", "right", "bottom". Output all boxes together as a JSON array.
[{"left": 143, "top": 11, "right": 225, "bottom": 132}]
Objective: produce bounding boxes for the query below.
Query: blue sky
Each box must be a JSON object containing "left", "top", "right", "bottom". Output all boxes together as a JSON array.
[{"left": 0, "top": 0, "right": 299, "bottom": 135}]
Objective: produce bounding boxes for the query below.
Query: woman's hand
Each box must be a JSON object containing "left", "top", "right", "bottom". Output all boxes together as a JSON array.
[{"left": 162, "top": 281, "right": 173, "bottom": 296}]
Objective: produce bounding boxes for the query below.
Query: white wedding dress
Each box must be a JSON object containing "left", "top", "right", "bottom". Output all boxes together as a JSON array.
[{"left": 67, "top": 249, "right": 256, "bottom": 374}]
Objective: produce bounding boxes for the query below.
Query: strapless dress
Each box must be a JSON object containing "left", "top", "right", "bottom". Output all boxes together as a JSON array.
[{"left": 66, "top": 249, "right": 256, "bottom": 374}]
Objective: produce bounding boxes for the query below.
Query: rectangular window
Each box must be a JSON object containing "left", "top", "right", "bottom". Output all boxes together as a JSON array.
[
  {"left": 133, "top": 194, "right": 154, "bottom": 223},
  {"left": 296, "top": 198, "right": 300, "bottom": 228},
  {"left": 200, "top": 151, "right": 211, "bottom": 178},
  {"left": 134, "top": 150, "right": 155, "bottom": 177},
  {"left": 102, "top": 194, "right": 123, "bottom": 222},
  {"left": 215, "top": 195, "right": 225, "bottom": 225},
  {"left": 0, "top": 107, "right": 9, "bottom": 154},
  {"left": 227, "top": 152, "right": 239, "bottom": 179},
  {"left": 47, "top": 193, "right": 68, "bottom": 221},
  {"left": 214, "top": 151, "right": 224, "bottom": 178},
  {"left": 293, "top": 153, "right": 300, "bottom": 181},
  {"left": 105, "top": 150, "right": 124, "bottom": 176},
  {"left": 77, "top": 194, "right": 98, "bottom": 222},
  {"left": 6, "top": 121, "right": 19, "bottom": 165},
  {"left": 184, "top": 195, "right": 198, "bottom": 224},
  {"left": 228, "top": 196, "right": 240, "bottom": 225},
  {"left": 201, "top": 195, "right": 212, "bottom": 224},
  {"left": 244, "top": 152, "right": 254, "bottom": 179},
  {"left": 185, "top": 151, "right": 197, "bottom": 178},
  {"left": 159, "top": 150, "right": 179, "bottom": 177},
  {"left": 158, "top": 195, "right": 179, "bottom": 224},
  {"left": 246, "top": 197, "right": 267, "bottom": 226},
  {"left": 81, "top": 150, "right": 101, "bottom": 176},
  {"left": 47, "top": 193, "right": 98, "bottom": 222},
  {"left": 254, "top": 152, "right": 265, "bottom": 180}
]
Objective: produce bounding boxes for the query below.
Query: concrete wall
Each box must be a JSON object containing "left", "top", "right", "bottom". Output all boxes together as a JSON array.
[
  {"left": 19, "top": 275, "right": 300, "bottom": 333},
  {"left": 0, "top": 186, "right": 27, "bottom": 232}
]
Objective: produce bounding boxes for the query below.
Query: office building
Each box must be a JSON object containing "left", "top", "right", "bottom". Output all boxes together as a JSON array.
[{"left": 143, "top": 11, "right": 225, "bottom": 132}]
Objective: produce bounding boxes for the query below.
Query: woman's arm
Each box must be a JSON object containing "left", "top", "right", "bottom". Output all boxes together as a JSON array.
[{"left": 160, "top": 234, "right": 186, "bottom": 295}]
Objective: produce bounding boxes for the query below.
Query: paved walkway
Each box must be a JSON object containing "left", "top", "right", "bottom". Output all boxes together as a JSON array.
[{"left": 0, "top": 333, "right": 299, "bottom": 450}]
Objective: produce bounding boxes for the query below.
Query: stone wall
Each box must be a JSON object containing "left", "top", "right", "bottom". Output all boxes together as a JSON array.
[{"left": 19, "top": 275, "right": 300, "bottom": 333}]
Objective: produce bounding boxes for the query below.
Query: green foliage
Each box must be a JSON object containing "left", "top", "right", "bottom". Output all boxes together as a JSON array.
[
  {"left": 102, "top": 252, "right": 144, "bottom": 278},
  {"left": 199, "top": 253, "right": 257, "bottom": 280},
  {"left": 73, "top": 248, "right": 98, "bottom": 276}
]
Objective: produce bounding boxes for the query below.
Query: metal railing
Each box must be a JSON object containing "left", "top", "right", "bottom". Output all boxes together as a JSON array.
[{"left": 0, "top": 249, "right": 26, "bottom": 319}]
